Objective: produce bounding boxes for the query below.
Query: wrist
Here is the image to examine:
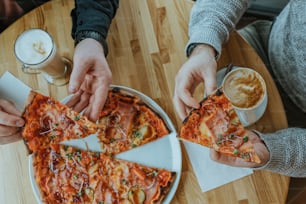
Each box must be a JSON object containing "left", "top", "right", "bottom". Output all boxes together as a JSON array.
[
  {"left": 187, "top": 43, "right": 218, "bottom": 60},
  {"left": 74, "top": 30, "right": 108, "bottom": 56}
]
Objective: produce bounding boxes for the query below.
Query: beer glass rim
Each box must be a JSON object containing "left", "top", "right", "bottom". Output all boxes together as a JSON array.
[{"left": 14, "top": 28, "right": 55, "bottom": 66}]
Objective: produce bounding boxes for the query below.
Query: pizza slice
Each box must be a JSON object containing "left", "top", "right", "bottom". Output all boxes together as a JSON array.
[
  {"left": 32, "top": 144, "right": 176, "bottom": 204},
  {"left": 89, "top": 152, "right": 176, "bottom": 204},
  {"left": 98, "top": 88, "right": 170, "bottom": 155},
  {"left": 33, "top": 144, "right": 95, "bottom": 204},
  {"left": 179, "top": 89, "right": 261, "bottom": 163},
  {"left": 22, "top": 91, "right": 100, "bottom": 153}
]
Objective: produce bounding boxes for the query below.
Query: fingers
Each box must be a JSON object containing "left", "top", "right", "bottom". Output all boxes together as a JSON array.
[
  {"left": 203, "top": 70, "right": 217, "bottom": 96},
  {"left": 209, "top": 149, "right": 260, "bottom": 168},
  {"left": 65, "top": 90, "right": 90, "bottom": 114},
  {"left": 69, "top": 62, "right": 89, "bottom": 94},
  {"left": 173, "top": 91, "right": 198, "bottom": 120},
  {"left": 0, "top": 124, "right": 21, "bottom": 137},
  {"left": 0, "top": 100, "right": 24, "bottom": 128},
  {"left": 0, "top": 99, "right": 22, "bottom": 116},
  {"left": 0, "top": 131, "right": 22, "bottom": 145},
  {"left": 69, "top": 42, "right": 92, "bottom": 94},
  {"left": 173, "top": 96, "right": 188, "bottom": 120},
  {"left": 0, "top": 110, "right": 24, "bottom": 127},
  {"left": 209, "top": 131, "right": 270, "bottom": 168},
  {"left": 65, "top": 90, "right": 82, "bottom": 108},
  {"left": 83, "top": 81, "right": 109, "bottom": 121}
]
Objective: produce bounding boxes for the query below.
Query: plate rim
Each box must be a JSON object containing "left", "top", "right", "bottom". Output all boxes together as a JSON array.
[{"left": 29, "top": 85, "right": 182, "bottom": 204}]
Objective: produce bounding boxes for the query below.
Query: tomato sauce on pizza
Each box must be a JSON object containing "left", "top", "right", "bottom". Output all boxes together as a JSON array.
[
  {"left": 179, "top": 89, "right": 261, "bottom": 163},
  {"left": 33, "top": 144, "right": 176, "bottom": 204},
  {"left": 22, "top": 91, "right": 100, "bottom": 153},
  {"left": 21, "top": 89, "right": 176, "bottom": 204},
  {"left": 98, "top": 89, "right": 170, "bottom": 155}
]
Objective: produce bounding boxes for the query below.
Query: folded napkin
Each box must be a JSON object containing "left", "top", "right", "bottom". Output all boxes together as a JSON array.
[
  {"left": 183, "top": 140, "right": 253, "bottom": 192},
  {"left": 0, "top": 71, "right": 31, "bottom": 111}
]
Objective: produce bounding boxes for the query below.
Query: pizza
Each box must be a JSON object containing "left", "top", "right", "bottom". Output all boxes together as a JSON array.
[
  {"left": 33, "top": 144, "right": 176, "bottom": 204},
  {"left": 21, "top": 89, "right": 177, "bottom": 203},
  {"left": 179, "top": 89, "right": 261, "bottom": 163},
  {"left": 22, "top": 89, "right": 169, "bottom": 155},
  {"left": 22, "top": 91, "right": 100, "bottom": 153},
  {"left": 97, "top": 88, "right": 170, "bottom": 155}
]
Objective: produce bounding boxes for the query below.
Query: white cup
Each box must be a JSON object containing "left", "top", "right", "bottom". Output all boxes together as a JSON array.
[
  {"left": 221, "top": 67, "right": 268, "bottom": 127},
  {"left": 14, "top": 28, "right": 71, "bottom": 86}
]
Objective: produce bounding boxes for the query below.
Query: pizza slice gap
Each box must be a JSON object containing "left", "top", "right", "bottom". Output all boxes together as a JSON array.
[
  {"left": 32, "top": 144, "right": 176, "bottom": 204},
  {"left": 179, "top": 89, "right": 261, "bottom": 163},
  {"left": 115, "top": 132, "right": 179, "bottom": 170},
  {"left": 21, "top": 90, "right": 101, "bottom": 153}
]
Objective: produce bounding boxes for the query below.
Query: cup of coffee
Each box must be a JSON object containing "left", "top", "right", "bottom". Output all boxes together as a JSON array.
[
  {"left": 14, "top": 28, "right": 71, "bottom": 86},
  {"left": 221, "top": 67, "right": 268, "bottom": 126}
]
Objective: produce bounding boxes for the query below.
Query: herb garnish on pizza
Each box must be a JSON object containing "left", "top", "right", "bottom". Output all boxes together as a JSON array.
[
  {"left": 33, "top": 144, "right": 176, "bottom": 204},
  {"left": 179, "top": 89, "right": 261, "bottom": 163},
  {"left": 22, "top": 89, "right": 177, "bottom": 204},
  {"left": 22, "top": 90, "right": 100, "bottom": 153},
  {"left": 97, "top": 88, "right": 170, "bottom": 155}
]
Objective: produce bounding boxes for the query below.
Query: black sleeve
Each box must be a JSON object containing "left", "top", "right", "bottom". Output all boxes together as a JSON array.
[
  {"left": 71, "top": 0, "right": 119, "bottom": 55},
  {"left": 17, "top": 0, "right": 50, "bottom": 13}
]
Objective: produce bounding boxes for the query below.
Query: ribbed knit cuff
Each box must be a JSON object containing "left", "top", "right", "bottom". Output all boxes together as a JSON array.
[
  {"left": 252, "top": 132, "right": 287, "bottom": 172},
  {"left": 185, "top": 29, "right": 223, "bottom": 60}
]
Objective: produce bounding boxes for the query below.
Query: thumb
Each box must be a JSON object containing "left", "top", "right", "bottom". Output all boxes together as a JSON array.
[{"left": 69, "top": 56, "right": 90, "bottom": 93}]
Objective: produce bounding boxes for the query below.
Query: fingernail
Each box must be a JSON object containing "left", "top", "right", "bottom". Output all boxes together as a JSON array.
[{"left": 16, "top": 119, "right": 24, "bottom": 127}]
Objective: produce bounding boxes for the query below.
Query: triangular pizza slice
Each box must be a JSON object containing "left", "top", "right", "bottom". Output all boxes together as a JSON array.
[
  {"left": 22, "top": 91, "right": 100, "bottom": 153},
  {"left": 179, "top": 89, "right": 261, "bottom": 163},
  {"left": 97, "top": 88, "right": 170, "bottom": 155}
]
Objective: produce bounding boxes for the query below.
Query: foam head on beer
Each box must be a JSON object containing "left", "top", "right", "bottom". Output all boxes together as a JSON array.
[{"left": 14, "top": 29, "right": 54, "bottom": 66}]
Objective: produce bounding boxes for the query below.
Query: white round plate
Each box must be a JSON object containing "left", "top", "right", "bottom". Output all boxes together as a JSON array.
[{"left": 29, "top": 85, "right": 182, "bottom": 204}]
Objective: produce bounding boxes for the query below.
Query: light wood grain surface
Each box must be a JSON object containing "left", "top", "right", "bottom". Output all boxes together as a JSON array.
[{"left": 0, "top": 0, "right": 289, "bottom": 203}]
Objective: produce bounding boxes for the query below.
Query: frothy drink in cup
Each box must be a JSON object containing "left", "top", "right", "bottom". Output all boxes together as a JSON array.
[
  {"left": 222, "top": 67, "right": 267, "bottom": 126},
  {"left": 223, "top": 68, "right": 265, "bottom": 108},
  {"left": 14, "top": 29, "right": 70, "bottom": 85}
]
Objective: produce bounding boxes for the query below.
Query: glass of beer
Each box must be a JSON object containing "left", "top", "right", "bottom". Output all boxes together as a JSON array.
[{"left": 14, "top": 28, "right": 72, "bottom": 86}]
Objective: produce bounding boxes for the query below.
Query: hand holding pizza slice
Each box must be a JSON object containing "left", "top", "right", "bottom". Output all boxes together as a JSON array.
[
  {"left": 179, "top": 89, "right": 262, "bottom": 164},
  {"left": 210, "top": 129, "right": 269, "bottom": 167}
]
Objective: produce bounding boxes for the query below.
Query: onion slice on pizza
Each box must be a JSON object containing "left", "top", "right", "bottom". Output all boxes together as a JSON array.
[
  {"left": 33, "top": 144, "right": 176, "bottom": 204},
  {"left": 22, "top": 91, "right": 101, "bottom": 153},
  {"left": 97, "top": 88, "right": 170, "bottom": 155},
  {"left": 179, "top": 89, "right": 261, "bottom": 163}
]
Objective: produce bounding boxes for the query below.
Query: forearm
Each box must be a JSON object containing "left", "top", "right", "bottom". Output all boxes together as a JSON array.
[
  {"left": 186, "top": 0, "right": 249, "bottom": 57},
  {"left": 255, "top": 128, "right": 306, "bottom": 177},
  {"left": 71, "top": 0, "right": 119, "bottom": 55}
]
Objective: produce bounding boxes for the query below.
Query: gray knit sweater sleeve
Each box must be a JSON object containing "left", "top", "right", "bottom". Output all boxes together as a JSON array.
[
  {"left": 186, "top": 0, "right": 249, "bottom": 56},
  {"left": 256, "top": 129, "right": 306, "bottom": 177}
]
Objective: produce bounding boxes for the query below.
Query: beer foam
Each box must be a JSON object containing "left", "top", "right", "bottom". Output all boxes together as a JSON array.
[
  {"left": 223, "top": 69, "right": 265, "bottom": 108},
  {"left": 14, "top": 29, "right": 53, "bottom": 65}
]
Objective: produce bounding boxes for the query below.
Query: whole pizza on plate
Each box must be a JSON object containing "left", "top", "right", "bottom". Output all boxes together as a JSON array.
[{"left": 22, "top": 86, "right": 181, "bottom": 204}]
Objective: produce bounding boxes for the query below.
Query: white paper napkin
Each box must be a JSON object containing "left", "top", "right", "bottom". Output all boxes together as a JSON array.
[
  {"left": 181, "top": 66, "right": 253, "bottom": 192},
  {"left": 183, "top": 140, "right": 253, "bottom": 192},
  {"left": 0, "top": 71, "right": 31, "bottom": 111}
]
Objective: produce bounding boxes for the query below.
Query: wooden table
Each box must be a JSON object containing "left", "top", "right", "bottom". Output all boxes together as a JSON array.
[{"left": 0, "top": 0, "right": 289, "bottom": 203}]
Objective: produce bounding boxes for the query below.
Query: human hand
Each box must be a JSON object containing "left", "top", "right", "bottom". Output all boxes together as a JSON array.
[
  {"left": 0, "top": 99, "right": 24, "bottom": 144},
  {"left": 173, "top": 44, "right": 218, "bottom": 120},
  {"left": 210, "top": 130, "right": 270, "bottom": 168},
  {"left": 67, "top": 38, "right": 112, "bottom": 122}
]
